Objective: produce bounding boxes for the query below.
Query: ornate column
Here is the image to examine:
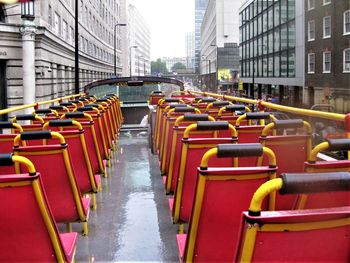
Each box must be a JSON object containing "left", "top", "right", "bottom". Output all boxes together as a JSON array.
[
  {"left": 20, "top": 20, "right": 36, "bottom": 111},
  {"left": 58, "top": 65, "right": 65, "bottom": 97},
  {"left": 66, "top": 66, "right": 72, "bottom": 95}
]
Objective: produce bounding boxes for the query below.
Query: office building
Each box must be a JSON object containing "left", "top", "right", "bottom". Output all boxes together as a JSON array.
[
  {"left": 195, "top": 0, "right": 209, "bottom": 74},
  {"left": 186, "top": 31, "right": 195, "bottom": 70},
  {"left": 304, "top": 0, "right": 350, "bottom": 112},
  {"left": 127, "top": 4, "right": 151, "bottom": 77},
  {"left": 0, "top": 0, "right": 127, "bottom": 110},
  {"left": 201, "top": 0, "right": 243, "bottom": 92},
  {"left": 239, "top": 0, "right": 305, "bottom": 105}
]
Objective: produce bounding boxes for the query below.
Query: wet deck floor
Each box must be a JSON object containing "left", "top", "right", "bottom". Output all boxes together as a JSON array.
[{"left": 75, "top": 131, "right": 179, "bottom": 262}]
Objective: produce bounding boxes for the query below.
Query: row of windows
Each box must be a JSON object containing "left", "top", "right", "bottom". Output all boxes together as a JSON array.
[
  {"left": 240, "top": 0, "right": 295, "bottom": 24},
  {"left": 241, "top": 50, "right": 295, "bottom": 78},
  {"left": 240, "top": 0, "right": 295, "bottom": 44},
  {"left": 307, "top": 11, "right": 350, "bottom": 41},
  {"left": 307, "top": 49, "right": 350, "bottom": 73},
  {"left": 241, "top": 21, "right": 295, "bottom": 60},
  {"left": 307, "top": 0, "right": 332, "bottom": 11}
]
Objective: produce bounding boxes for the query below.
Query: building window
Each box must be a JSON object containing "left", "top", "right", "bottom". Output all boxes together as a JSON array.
[
  {"left": 308, "top": 0, "right": 315, "bottom": 10},
  {"left": 53, "top": 12, "right": 60, "bottom": 34},
  {"left": 308, "top": 53, "right": 315, "bottom": 73},
  {"left": 323, "top": 0, "right": 331, "bottom": 6},
  {"left": 48, "top": 5, "right": 52, "bottom": 26},
  {"left": 308, "top": 20, "right": 315, "bottom": 41},
  {"left": 62, "top": 20, "right": 68, "bottom": 40},
  {"left": 323, "top": 51, "right": 331, "bottom": 73},
  {"left": 344, "top": 48, "right": 350, "bottom": 72},
  {"left": 323, "top": 16, "right": 331, "bottom": 38},
  {"left": 344, "top": 10, "right": 350, "bottom": 35}
]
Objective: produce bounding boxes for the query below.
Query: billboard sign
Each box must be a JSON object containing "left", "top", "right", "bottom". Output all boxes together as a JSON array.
[{"left": 217, "top": 68, "right": 239, "bottom": 84}]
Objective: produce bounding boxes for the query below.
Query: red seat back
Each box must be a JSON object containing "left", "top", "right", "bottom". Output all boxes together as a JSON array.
[
  {"left": 261, "top": 134, "right": 311, "bottom": 209},
  {"left": 172, "top": 137, "right": 236, "bottom": 223},
  {"left": 182, "top": 167, "right": 274, "bottom": 262},
  {"left": 302, "top": 160, "right": 350, "bottom": 209},
  {"left": 46, "top": 130, "right": 99, "bottom": 194},
  {"left": 15, "top": 143, "right": 88, "bottom": 223},
  {"left": 235, "top": 207, "right": 350, "bottom": 262}
]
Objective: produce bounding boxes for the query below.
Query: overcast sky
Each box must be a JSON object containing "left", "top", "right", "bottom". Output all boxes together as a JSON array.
[{"left": 128, "top": 0, "right": 194, "bottom": 60}]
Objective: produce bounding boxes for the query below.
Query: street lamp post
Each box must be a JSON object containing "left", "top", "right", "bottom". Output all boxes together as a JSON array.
[
  {"left": 74, "top": 0, "right": 79, "bottom": 94},
  {"left": 114, "top": 23, "right": 127, "bottom": 77},
  {"left": 129, "top": 46, "right": 138, "bottom": 76}
]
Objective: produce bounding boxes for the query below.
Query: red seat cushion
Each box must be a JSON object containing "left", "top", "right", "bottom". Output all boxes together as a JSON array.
[
  {"left": 60, "top": 232, "right": 78, "bottom": 263},
  {"left": 176, "top": 234, "right": 187, "bottom": 260},
  {"left": 82, "top": 196, "right": 91, "bottom": 217},
  {"left": 168, "top": 198, "right": 174, "bottom": 212},
  {"left": 94, "top": 174, "right": 101, "bottom": 189}
]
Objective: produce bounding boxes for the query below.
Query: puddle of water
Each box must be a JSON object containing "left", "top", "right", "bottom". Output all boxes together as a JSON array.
[{"left": 113, "top": 192, "right": 163, "bottom": 262}]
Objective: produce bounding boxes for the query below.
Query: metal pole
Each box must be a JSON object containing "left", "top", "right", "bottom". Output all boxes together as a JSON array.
[
  {"left": 74, "top": 0, "right": 79, "bottom": 94},
  {"left": 114, "top": 24, "right": 117, "bottom": 76}
]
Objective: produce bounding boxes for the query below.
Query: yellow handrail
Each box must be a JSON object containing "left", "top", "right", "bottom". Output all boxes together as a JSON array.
[
  {"left": 0, "top": 93, "right": 84, "bottom": 116},
  {"left": 187, "top": 90, "right": 346, "bottom": 122}
]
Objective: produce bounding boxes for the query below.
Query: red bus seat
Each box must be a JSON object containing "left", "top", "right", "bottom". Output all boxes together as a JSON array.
[
  {"left": 300, "top": 138, "right": 350, "bottom": 209},
  {"left": 154, "top": 98, "right": 185, "bottom": 151},
  {"left": 235, "top": 173, "right": 350, "bottom": 262},
  {"left": 0, "top": 154, "right": 78, "bottom": 262},
  {"left": 259, "top": 119, "right": 313, "bottom": 209},
  {"left": 149, "top": 91, "right": 165, "bottom": 105},
  {"left": 216, "top": 104, "right": 250, "bottom": 126},
  {"left": 44, "top": 119, "right": 102, "bottom": 209},
  {"left": 172, "top": 121, "right": 238, "bottom": 224},
  {"left": 159, "top": 106, "right": 200, "bottom": 174},
  {"left": 177, "top": 144, "right": 277, "bottom": 262},
  {"left": 165, "top": 113, "right": 215, "bottom": 194},
  {"left": 0, "top": 122, "right": 25, "bottom": 174},
  {"left": 62, "top": 112, "right": 107, "bottom": 177},
  {"left": 13, "top": 131, "right": 91, "bottom": 235}
]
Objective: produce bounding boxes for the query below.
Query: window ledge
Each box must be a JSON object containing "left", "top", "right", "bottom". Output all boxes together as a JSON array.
[
  {"left": 307, "top": 72, "right": 315, "bottom": 74},
  {"left": 323, "top": 36, "right": 331, "bottom": 39},
  {"left": 343, "top": 32, "right": 350, "bottom": 36},
  {"left": 343, "top": 71, "right": 350, "bottom": 73},
  {"left": 308, "top": 39, "right": 315, "bottom": 42},
  {"left": 323, "top": 71, "right": 331, "bottom": 73}
]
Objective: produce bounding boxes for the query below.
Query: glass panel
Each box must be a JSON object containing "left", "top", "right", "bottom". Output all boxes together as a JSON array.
[
  {"left": 288, "top": 0, "right": 295, "bottom": 20},
  {"left": 274, "top": 55, "right": 280, "bottom": 77},
  {"left": 281, "top": 0, "right": 287, "bottom": 24},
  {"left": 281, "top": 25, "right": 288, "bottom": 50},
  {"left": 268, "top": 7, "right": 274, "bottom": 30},
  {"left": 274, "top": 2, "right": 280, "bottom": 27},
  {"left": 258, "top": 58, "right": 263, "bottom": 77},
  {"left": 263, "top": 11, "right": 268, "bottom": 32},
  {"left": 288, "top": 51, "right": 295, "bottom": 77},
  {"left": 263, "top": 57, "right": 268, "bottom": 77},
  {"left": 258, "top": 14, "right": 262, "bottom": 35},
  {"left": 274, "top": 28, "right": 280, "bottom": 52},
  {"left": 263, "top": 34, "right": 268, "bottom": 55},
  {"left": 268, "top": 56, "right": 274, "bottom": 76},
  {"left": 288, "top": 21, "right": 295, "bottom": 48},
  {"left": 281, "top": 52, "right": 288, "bottom": 77},
  {"left": 268, "top": 31, "right": 274, "bottom": 53}
]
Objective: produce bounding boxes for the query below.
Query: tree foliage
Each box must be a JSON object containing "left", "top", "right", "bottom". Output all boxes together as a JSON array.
[
  {"left": 171, "top": 62, "right": 186, "bottom": 71},
  {"left": 151, "top": 59, "right": 168, "bottom": 74}
]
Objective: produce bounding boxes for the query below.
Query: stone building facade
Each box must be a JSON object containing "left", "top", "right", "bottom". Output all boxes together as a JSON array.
[{"left": 0, "top": 0, "right": 126, "bottom": 110}]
